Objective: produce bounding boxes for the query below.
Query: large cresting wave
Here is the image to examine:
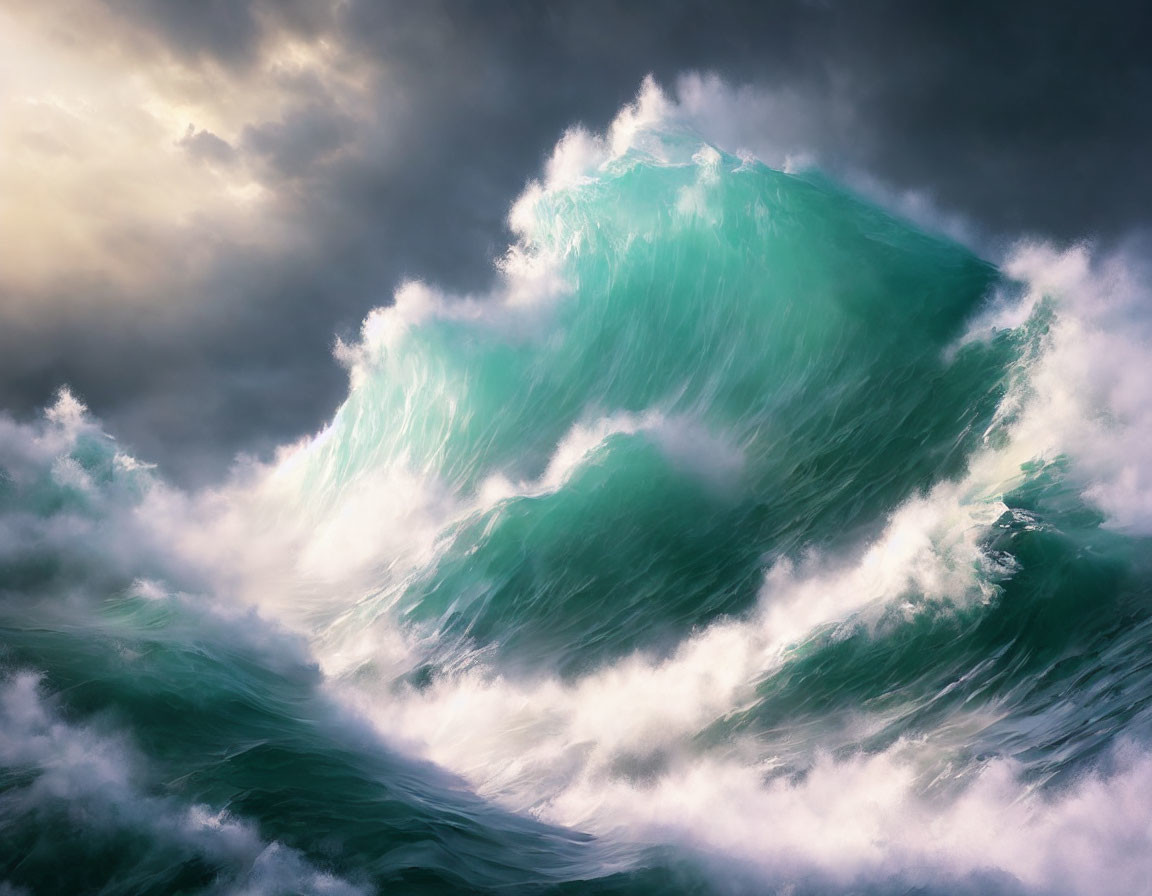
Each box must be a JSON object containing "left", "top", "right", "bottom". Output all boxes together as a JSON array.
[{"left": 3, "top": 77, "right": 1152, "bottom": 895}]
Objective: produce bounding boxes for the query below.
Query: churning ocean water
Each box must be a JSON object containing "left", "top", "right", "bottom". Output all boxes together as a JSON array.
[{"left": 3, "top": 81, "right": 1152, "bottom": 895}]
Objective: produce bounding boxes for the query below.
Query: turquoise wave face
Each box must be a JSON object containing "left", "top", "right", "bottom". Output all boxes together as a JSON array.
[
  {"left": 3, "top": 97, "right": 1152, "bottom": 896},
  {"left": 309, "top": 146, "right": 1012, "bottom": 675}
]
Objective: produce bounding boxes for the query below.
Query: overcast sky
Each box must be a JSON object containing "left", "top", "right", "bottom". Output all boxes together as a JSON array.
[{"left": 2, "top": 0, "right": 1150, "bottom": 483}]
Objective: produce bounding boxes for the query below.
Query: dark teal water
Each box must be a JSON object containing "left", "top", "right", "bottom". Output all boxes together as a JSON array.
[{"left": 2, "top": 105, "right": 1151, "bottom": 895}]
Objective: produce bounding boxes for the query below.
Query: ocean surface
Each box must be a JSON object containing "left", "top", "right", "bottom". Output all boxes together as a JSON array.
[{"left": 3, "top": 83, "right": 1152, "bottom": 895}]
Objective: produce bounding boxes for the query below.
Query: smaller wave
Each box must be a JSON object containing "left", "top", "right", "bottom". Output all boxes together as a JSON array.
[{"left": 0, "top": 672, "right": 368, "bottom": 896}]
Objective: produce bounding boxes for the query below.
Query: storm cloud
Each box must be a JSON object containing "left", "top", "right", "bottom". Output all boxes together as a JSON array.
[{"left": 2, "top": 0, "right": 1150, "bottom": 483}]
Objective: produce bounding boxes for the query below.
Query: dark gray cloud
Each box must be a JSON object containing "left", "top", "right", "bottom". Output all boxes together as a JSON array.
[
  {"left": 180, "top": 126, "right": 236, "bottom": 164},
  {"left": 243, "top": 104, "right": 357, "bottom": 179},
  {"left": 107, "top": 0, "right": 333, "bottom": 68},
  {"left": 3, "top": 0, "right": 1150, "bottom": 484}
]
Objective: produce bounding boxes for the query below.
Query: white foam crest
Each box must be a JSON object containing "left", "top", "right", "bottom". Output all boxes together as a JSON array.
[
  {"left": 481, "top": 409, "right": 744, "bottom": 505},
  {"left": 1015, "top": 244, "right": 1152, "bottom": 530},
  {"left": 0, "top": 394, "right": 202, "bottom": 591},
  {"left": 0, "top": 396, "right": 379, "bottom": 673},
  {"left": 759, "top": 483, "right": 1010, "bottom": 647},
  {"left": 542, "top": 739, "right": 1152, "bottom": 895},
  {"left": 0, "top": 387, "right": 101, "bottom": 475},
  {"left": 508, "top": 76, "right": 697, "bottom": 237},
  {"left": 42, "top": 386, "right": 87, "bottom": 435},
  {"left": 333, "top": 254, "right": 573, "bottom": 397},
  {"left": 335, "top": 271, "right": 568, "bottom": 378},
  {"left": 334, "top": 280, "right": 464, "bottom": 378},
  {"left": 673, "top": 72, "right": 821, "bottom": 173},
  {"left": 333, "top": 280, "right": 497, "bottom": 390},
  {"left": 515, "top": 70, "right": 823, "bottom": 215},
  {"left": 517, "top": 76, "right": 671, "bottom": 197},
  {"left": 0, "top": 673, "right": 367, "bottom": 896},
  {"left": 962, "top": 242, "right": 1152, "bottom": 532},
  {"left": 138, "top": 454, "right": 462, "bottom": 636},
  {"left": 541, "top": 411, "right": 650, "bottom": 488}
]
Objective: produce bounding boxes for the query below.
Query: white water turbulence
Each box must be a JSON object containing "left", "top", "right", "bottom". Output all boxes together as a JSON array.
[{"left": 3, "top": 78, "right": 1152, "bottom": 896}]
